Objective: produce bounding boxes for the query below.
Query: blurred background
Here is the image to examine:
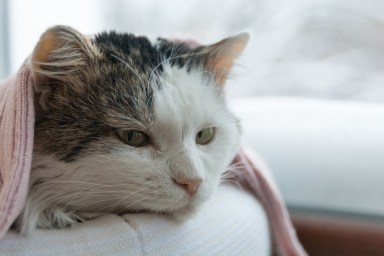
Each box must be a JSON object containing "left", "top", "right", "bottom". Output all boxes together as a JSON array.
[
  {"left": 1, "top": 1, "right": 384, "bottom": 254},
  {"left": 2, "top": 0, "right": 384, "bottom": 101}
]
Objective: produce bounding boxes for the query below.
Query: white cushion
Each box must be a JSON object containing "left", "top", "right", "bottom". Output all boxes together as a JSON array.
[
  {"left": 0, "top": 186, "right": 270, "bottom": 256},
  {"left": 230, "top": 96, "right": 384, "bottom": 216}
]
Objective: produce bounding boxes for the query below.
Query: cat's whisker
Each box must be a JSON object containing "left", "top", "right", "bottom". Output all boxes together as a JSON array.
[
  {"left": 43, "top": 183, "right": 144, "bottom": 211},
  {"left": 96, "top": 187, "right": 148, "bottom": 212},
  {"left": 37, "top": 180, "right": 124, "bottom": 186},
  {"left": 119, "top": 194, "right": 167, "bottom": 214},
  {"left": 86, "top": 191, "right": 157, "bottom": 215},
  {"left": 38, "top": 179, "right": 141, "bottom": 190},
  {"left": 220, "top": 179, "right": 244, "bottom": 191},
  {"left": 226, "top": 162, "right": 256, "bottom": 169},
  {"left": 226, "top": 165, "right": 255, "bottom": 171},
  {"left": 67, "top": 187, "right": 161, "bottom": 214},
  {"left": 49, "top": 191, "right": 87, "bottom": 211},
  {"left": 220, "top": 172, "right": 237, "bottom": 179},
  {"left": 68, "top": 198, "right": 112, "bottom": 213}
]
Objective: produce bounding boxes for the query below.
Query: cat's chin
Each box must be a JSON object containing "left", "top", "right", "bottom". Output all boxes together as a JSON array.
[{"left": 167, "top": 201, "right": 204, "bottom": 223}]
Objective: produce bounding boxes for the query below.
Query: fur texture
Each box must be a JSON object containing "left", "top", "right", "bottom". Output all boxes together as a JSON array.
[{"left": 16, "top": 26, "right": 248, "bottom": 234}]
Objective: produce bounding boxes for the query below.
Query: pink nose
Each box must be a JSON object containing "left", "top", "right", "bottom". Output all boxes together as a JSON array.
[{"left": 173, "top": 177, "right": 203, "bottom": 195}]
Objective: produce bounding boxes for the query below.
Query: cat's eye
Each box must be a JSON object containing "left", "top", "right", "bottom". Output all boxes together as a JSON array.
[
  {"left": 115, "top": 129, "right": 149, "bottom": 147},
  {"left": 196, "top": 127, "right": 215, "bottom": 145}
]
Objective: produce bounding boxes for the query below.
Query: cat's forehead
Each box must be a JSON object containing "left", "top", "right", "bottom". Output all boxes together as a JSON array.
[
  {"left": 152, "top": 65, "right": 224, "bottom": 140},
  {"left": 93, "top": 31, "right": 201, "bottom": 73},
  {"left": 90, "top": 32, "right": 215, "bottom": 128}
]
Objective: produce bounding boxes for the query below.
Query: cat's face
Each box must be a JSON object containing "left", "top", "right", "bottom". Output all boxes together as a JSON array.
[{"left": 23, "top": 26, "right": 248, "bottom": 231}]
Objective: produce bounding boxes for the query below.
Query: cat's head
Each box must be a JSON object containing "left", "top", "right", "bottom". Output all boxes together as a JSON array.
[{"left": 28, "top": 25, "right": 248, "bottom": 224}]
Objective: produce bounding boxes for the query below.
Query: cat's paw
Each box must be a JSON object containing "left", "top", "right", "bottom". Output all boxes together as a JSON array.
[{"left": 16, "top": 207, "right": 86, "bottom": 235}]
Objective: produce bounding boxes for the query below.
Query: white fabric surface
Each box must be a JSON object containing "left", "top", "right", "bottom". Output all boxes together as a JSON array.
[
  {"left": 0, "top": 185, "right": 270, "bottom": 256},
  {"left": 230, "top": 97, "right": 384, "bottom": 216}
]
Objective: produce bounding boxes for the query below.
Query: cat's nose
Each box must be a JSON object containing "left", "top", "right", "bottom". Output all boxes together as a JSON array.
[{"left": 173, "top": 177, "right": 203, "bottom": 195}]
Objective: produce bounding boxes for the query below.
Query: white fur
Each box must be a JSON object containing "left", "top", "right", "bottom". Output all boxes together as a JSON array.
[{"left": 20, "top": 64, "right": 240, "bottom": 234}]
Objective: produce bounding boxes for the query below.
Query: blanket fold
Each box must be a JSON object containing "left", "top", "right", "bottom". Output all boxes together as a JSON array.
[
  {"left": 228, "top": 148, "right": 307, "bottom": 255},
  {"left": 0, "top": 60, "right": 34, "bottom": 238},
  {"left": 0, "top": 60, "right": 306, "bottom": 256}
]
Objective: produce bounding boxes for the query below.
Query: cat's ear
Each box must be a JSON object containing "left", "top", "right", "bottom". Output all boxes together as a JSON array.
[
  {"left": 31, "top": 25, "right": 99, "bottom": 108},
  {"left": 202, "top": 33, "right": 249, "bottom": 86}
]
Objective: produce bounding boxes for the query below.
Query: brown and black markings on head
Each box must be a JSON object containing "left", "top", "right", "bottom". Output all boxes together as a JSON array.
[
  {"left": 31, "top": 25, "right": 249, "bottom": 162},
  {"left": 20, "top": 25, "right": 249, "bottom": 234}
]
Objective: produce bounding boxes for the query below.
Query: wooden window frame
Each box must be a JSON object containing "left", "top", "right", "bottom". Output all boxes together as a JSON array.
[{"left": 290, "top": 207, "right": 384, "bottom": 256}]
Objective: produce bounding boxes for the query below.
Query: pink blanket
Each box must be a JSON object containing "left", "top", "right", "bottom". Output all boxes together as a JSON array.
[{"left": 0, "top": 60, "right": 306, "bottom": 255}]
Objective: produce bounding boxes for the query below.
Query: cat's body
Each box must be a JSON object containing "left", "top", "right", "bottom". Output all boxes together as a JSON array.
[{"left": 16, "top": 26, "right": 248, "bottom": 234}]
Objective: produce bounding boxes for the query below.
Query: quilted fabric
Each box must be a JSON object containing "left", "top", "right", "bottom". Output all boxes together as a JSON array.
[{"left": 0, "top": 186, "right": 270, "bottom": 256}]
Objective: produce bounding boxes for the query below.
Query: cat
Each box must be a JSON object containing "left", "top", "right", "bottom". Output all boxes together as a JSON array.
[{"left": 15, "top": 25, "right": 249, "bottom": 234}]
